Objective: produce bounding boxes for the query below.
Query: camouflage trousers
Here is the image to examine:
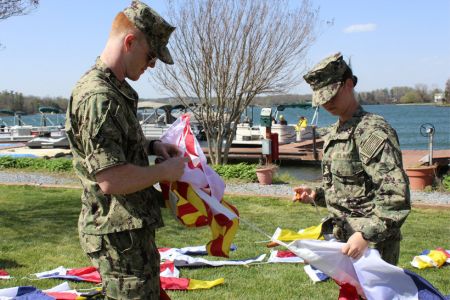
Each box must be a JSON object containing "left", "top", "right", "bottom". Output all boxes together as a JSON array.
[{"left": 79, "top": 227, "right": 160, "bottom": 300}]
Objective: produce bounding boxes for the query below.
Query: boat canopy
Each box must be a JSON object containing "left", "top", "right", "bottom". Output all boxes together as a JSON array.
[
  {"left": 276, "top": 103, "right": 312, "bottom": 111},
  {"left": 137, "top": 100, "right": 170, "bottom": 109},
  {"left": 39, "top": 107, "right": 61, "bottom": 114},
  {"left": 0, "top": 109, "right": 15, "bottom": 116}
]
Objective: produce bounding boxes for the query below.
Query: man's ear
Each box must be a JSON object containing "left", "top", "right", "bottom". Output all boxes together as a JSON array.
[
  {"left": 123, "top": 33, "right": 136, "bottom": 52},
  {"left": 344, "top": 77, "right": 354, "bottom": 90}
]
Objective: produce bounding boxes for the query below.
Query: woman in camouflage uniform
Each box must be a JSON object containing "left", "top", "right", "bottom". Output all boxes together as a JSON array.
[{"left": 294, "top": 53, "right": 410, "bottom": 265}]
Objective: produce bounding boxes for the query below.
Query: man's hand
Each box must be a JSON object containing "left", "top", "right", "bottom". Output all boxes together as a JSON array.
[
  {"left": 341, "top": 232, "right": 369, "bottom": 260},
  {"left": 293, "top": 186, "right": 316, "bottom": 204},
  {"left": 159, "top": 156, "right": 188, "bottom": 182},
  {"left": 153, "top": 141, "right": 181, "bottom": 159}
]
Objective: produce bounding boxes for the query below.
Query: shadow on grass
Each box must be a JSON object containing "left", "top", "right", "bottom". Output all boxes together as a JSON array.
[
  {"left": 0, "top": 259, "right": 23, "bottom": 269},
  {"left": 0, "top": 186, "right": 80, "bottom": 243}
]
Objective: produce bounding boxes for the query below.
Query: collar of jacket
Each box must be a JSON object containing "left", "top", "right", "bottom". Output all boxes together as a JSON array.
[{"left": 94, "top": 57, "right": 139, "bottom": 104}]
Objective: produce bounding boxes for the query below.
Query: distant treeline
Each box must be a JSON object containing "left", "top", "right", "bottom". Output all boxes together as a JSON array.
[
  {"left": 1, "top": 83, "right": 446, "bottom": 115},
  {"left": 0, "top": 90, "right": 68, "bottom": 115},
  {"left": 252, "top": 85, "right": 446, "bottom": 106}
]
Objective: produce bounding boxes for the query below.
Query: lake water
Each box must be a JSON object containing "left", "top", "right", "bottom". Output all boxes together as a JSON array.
[
  {"left": 245, "top": 104, "right": 450, "bottom": 181},
  {"left": 244, "top": 104, "right": 450, "bottom": 150}
]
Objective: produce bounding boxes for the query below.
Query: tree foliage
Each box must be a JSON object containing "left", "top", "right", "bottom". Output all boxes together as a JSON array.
[
  {"left": 154, "top": 0, "right": 318, "bottom": 164},
  {"left": 0, "top": 90, "right": 68, "bottom": 114},
  {"left": 399, "top": 90, "right": 422, "bottom": 104}
]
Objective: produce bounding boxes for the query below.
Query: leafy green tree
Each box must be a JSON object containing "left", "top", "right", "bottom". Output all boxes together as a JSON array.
[{"left": 399, "top": 90, "right": 421, "bottom": 103}]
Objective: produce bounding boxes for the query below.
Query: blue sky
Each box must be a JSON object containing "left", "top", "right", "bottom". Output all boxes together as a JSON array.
[{"left": 0, "top": 0, "right": 449, "bottom": 99}]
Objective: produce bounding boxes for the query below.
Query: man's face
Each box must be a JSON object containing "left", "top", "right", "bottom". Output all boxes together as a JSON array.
[{"left": 127, "top": 36, "right": 157, "bottom": 81}]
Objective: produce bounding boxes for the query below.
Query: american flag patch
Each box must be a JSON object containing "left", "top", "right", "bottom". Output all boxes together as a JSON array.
[{"left": 359, "top": 131, "right": 387, "bottom": 164}]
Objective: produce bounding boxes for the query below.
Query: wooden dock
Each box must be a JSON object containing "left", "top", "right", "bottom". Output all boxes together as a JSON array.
[
  {"left": 203, "top": 140, "right": 450, "bottom": 169},
  {"left": 203, "top": 139, "right": 324, "bottom": 165}
]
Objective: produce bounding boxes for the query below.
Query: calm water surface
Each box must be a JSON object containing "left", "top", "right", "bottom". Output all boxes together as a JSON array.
[{"left": 244, "top": 104, "right": 450, "bottom": 180}]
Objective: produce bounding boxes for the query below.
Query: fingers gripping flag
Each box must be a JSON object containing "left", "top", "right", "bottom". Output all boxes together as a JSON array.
[{"left": 160, "top": 114, "right": 239, "bottom": 257}]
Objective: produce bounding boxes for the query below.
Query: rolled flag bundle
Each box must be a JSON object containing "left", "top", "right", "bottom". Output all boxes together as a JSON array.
[
  {"left": 160, "top": 114, "right": 239, "bottom": 257},
  {"left": 411, "top": 248, "right": 450, "bottom": 269}
]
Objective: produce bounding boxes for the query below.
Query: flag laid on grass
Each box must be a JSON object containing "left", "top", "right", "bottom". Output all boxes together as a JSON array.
[
  {"left": 303, "top": 265, "right": 330, "bottom": 283},
  {"left": 0, "top": 286, "right": 52, "bottom": 299},
  {"left": 169, "top": 253, "right": 266, "bottom": 268},
  {"left": 267, "top": 224, "right": 324, "bottom": 248},
  {"left": 272, "top": 233, "right": 449, "bottom": 300},
  {"left": 267, "top": 250, "right": 305, "bottom": 264},
  {"left": 33, "top": 266, "right": 101, "bottom": 283},
  {"left": 0, "top": 269, "right": 11, "bottom": 280},
  {"left": 32, "top": 265, "right": 223, "bottom": 292},
  {"left": 158, "top": 245, "right": 237, "bottom": 260},
  {"left": 411, "top": 248, "right": 450, "bottom": 269},
  {"left": 160, "top": 114, "right": 239, "bottom": 257},
  {"left": 159, "top": 261, "right": 224, "bottom": 290},
  {"left": 0, "top": 281, "right": 101, "bottom": 300}
]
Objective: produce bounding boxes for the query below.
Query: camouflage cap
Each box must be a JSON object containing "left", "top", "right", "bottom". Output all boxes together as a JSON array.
[
  {"left": 303, "top": 52, "right": 350, "bottom": 106},
  {"left": 124, "top": 0, "right": 175, "bottom": 65}
]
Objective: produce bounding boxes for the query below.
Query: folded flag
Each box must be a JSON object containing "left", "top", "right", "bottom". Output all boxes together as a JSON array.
[
  {"left": 303, "top": 264, "right": 329, "bottom": 283},
  {"left": 411, "top": 248, "right": 450, "bottom": 269},
  {"left": 44, "top": 282, "right": 102, "bottom": 300},
  {"left": 33, "top": 266, "right": 101, "bottom": 283},
  {"left": 160, "top": 114, "right": 239, "bottom": 257},
  {"left": 160, "top": 261, "right": 180, "bottom": 278},
  {"left": 159, "top": 261, "right": 224, "bottom": 290},
  {"left": 0, "top": 286, "right": 52, "bottom": 300},
  {"left": 267, "top": 250, "right": 305, "bottom": 264},
  {"left": 267, "top": 224, "right": 323, "bottom": 247},
  {"left": 158, "top": 245, "right": 237, "bottom": 260},
  {"left": 31, "top": 265, "right": 223, "bottom": 292},
  {"left": 272, "top": 234, "right": 449, "bottom": 300},
  {"left": 170, "top": 253, "right": 266, "bottom": 268},
  {"left": 0, "top": 269, "right": 11, "bottom": 280},
  {"left": 0, "top": 282, "right": 101, "bottom": 300},
  {"left": 160, "top": 277, "right": 224, "bottom": 291}
]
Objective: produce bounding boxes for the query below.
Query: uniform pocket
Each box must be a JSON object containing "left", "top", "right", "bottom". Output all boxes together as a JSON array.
[
  {"left": 79, "top": 232, "right": 102, "bottom": 254},
  {"left": 104, "top": 275, "right": 147, "bottom": 300},
  {"left": 331, "top": 160, "right": 366, "bottom": 198}
]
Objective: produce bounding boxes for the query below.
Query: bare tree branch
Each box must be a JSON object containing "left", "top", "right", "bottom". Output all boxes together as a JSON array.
[
  {"left": 0, "top": 0, "right": 38, "bottom": 20},
  {"left": 153, "top": 0, "right": 318, "bottom": 164}
]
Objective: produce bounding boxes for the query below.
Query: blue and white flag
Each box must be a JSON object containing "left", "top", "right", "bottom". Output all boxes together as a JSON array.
[
  {"left": 0, "top": 286, "right": 52, "bottom": 299},
  {"left": 271, "top": 231, "right": 449, "bottom": 300}
]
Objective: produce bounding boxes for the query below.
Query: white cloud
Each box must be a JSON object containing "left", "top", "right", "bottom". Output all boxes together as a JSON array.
[{"left": 343, "top": 23, "right": 377, "bottom": 33}]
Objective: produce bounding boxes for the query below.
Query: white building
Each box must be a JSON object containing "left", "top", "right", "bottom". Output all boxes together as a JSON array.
[{"left": 434, "top": 93, "right": 446, "bottom": 103}]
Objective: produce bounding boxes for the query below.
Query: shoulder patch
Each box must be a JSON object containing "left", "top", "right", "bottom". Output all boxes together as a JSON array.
[{"left": 359, "top": 131, "right": 387, "bottom": 164}]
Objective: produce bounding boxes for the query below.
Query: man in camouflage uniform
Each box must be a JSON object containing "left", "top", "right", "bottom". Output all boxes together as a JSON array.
[
  {"left": 294, "top": 53, "right": 410, "bottom": 265},
  {"left": 65, "top": 1, "right": 186, "bottom": 299}
]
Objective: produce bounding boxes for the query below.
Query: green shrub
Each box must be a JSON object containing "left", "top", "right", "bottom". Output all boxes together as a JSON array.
[
  {"left": 0, "top": 156, "right": 73, "bottom": 172},
  {"left": 443, "top": 175, "right": 450, "bottom": 191},
  {"left": 212, "top": 163, "right": 257, "bottom": 182}
]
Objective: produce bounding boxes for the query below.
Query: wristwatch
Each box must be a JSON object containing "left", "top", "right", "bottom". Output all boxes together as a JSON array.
[{"left": 148, "top": 139, "right": 161, "bottom": 155}]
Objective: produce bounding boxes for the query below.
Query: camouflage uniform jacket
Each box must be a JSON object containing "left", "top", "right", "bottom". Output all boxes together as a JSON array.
[
  {"left": 315, "top": 106, "right": 410, "bottom": 243},
  {"left": 66, "top": 58, "right": 163, "bottom": 235}
]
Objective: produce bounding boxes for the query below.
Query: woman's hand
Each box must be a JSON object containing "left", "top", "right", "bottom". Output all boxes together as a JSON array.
[
  {"left": 293, "top": 186, "right": 316, "bottom": 204},
  {"left": 341, "top": 232, "right": 369, "bottom": 260}
]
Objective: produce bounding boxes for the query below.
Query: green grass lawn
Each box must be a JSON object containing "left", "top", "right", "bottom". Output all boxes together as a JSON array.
[{"left": 0, "top": 185, "right": 449, "bottom": 299}]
